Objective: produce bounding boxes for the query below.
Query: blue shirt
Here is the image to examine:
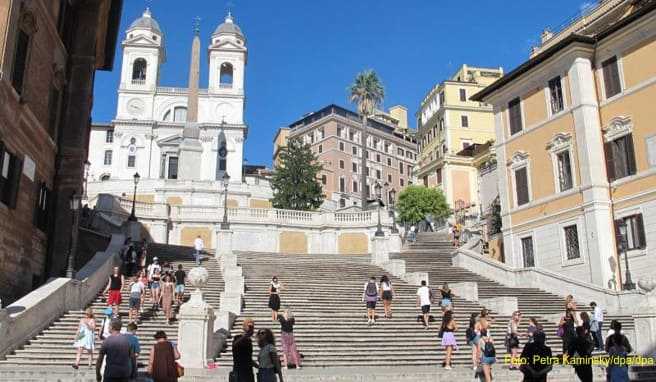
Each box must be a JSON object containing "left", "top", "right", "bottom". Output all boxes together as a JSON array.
[{"left": 127, "top": 333, "right": 141, "bottom": 355}]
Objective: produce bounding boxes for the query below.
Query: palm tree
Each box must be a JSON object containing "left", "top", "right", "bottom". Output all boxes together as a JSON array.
[{"left": 348, "top": 70, "right": 385, "bottom": 210}]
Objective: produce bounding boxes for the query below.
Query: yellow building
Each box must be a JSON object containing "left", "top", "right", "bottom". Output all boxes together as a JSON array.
[
  {"left": 473, "top": 0, "right": 656, "bottom": 290},
  {"left": 415, "top": 65, "right": 503, "bottom": 215},
  {"left": 272, "top": 127, "right": 290, "bottom": 168}
]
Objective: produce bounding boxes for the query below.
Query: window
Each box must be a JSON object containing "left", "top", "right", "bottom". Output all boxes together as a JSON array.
[
  {"left": 0, "top": 142, "right": 22, "bottom": 209},
  {"left": 127, "top": 155, "right": 136, "bottom": 168},
  {"left": 33, "top": 182, "right": 51, "bottom": 232},
  {"left": 318, "top": 144, "right": 323, "bottom": 154},
  {"left": 564, "top": 225, "right": 580, "bottom": 260},
  {"left": 321, "top": 175, "right": 327, "bottom": 185},
  {"left": 439, "top": 91, "right": 445, "bottom": 106},
  {"left": 106, "top": 130, "right": 114, "bottom": 143},
  {"left": 647, "top": 136, "right": 656, "bottom": 168},
  {"left": 366, "top": 167, "right": 370, "bottom": 176},
  {"left": 339, "top": 177, "right": 345, "bottom": 192},
  {"left": 605, "top": 134, "right": 636, "bottom": 181},
  {"left": 219, "top": 62, "right": 234, "bottom": 88},
  {"left": 376, "top": 154, "right": 380, "bottom": 163},
  {"left": 515, "top": 167, "right": 530, "bottom": 206},
  {"left": 521, "top": 237, "right": 535, "bottom": 267},
  {"left": 508, "top": 98, "right": 523, "bottom": 135},
  {"left": 168, "top": 157, "right": 178, "bottom": 180},
  {"left": 349, "top": 131, "right": 355, "bottom": 141},
  {"left": 398, "top": 148, "right": 404, "bottom": 156},
  {"left": 388, "top": 174, "right": 392, "bottom": 183},
  {"left": 407, "top": 165, "right": 412, "bottom": 175},
  {"left": 352, "top": 181, "right": 358, "bottom": 193},
  {"left": 339, "top": 198, "right": 345, "bottom": 208},
  {"left": 556, "top": 150, "right": 573, "bottom": 191},
  {"left": 100, "top": 174, "right": 111, "bottom": 181},
  {"left": 104, "top": 150, "right": 113, "bottom": 165},
  {"left": 339, "top": 160, "right": 344, "bottom": 169},
  {"left": 384, "top": 142, "right": 390, "bottom": 153},
  {"left": 436, "top": 168, "right": 442, "bottom": 184},
  {"left": 548, "top": 76, "right": 564, "bottom": 114},
  {"left": 387, "top": 158, "right": 392, "bottom": 166},
  {"left": 352, "top": 146, "right": 357, "bottom": 155},
  {"left": 132, "top": 58, "right": 147, "bottom": 84},
  {"left": 352, "top": 162, "right": 357, "bottom": 173},
  {"left": 400, "top": 178, "right": 405, "bottom": 187},
  {"left": 319, "top": 128, "right": 325, "bottom": 139},
  {"left": 337, "top": 126, "right": 343, "bottom": 137},
  {"left": 615, "top": 214, "right": 646, "bottom": 251},
  {"left": 47, "top": 86, "right": 62, "bottom": 137},
  {"left": 12, "top": 29, "right": 30, "bottom": 94},
  {"left": 602, "top": 56, "right": 622, "bottom": 98},
  {"left": 459, "top": 88, "right": 467, "bottom": 102},
  {"left": 399, "top": 162, "right": 404, "bottom": 174},
  {"left": 376, "top": 169, "right": 381, "bottom": 179},
  {"left": 423, "top": 176, "right": 428, "bottom": 187},
  {"left": 339, "top": 142, "right": 344, "bottom": 151}
]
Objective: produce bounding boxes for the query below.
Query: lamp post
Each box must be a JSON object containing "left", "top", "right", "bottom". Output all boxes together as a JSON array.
[
  {"left": 82, "top": 160, "right": 91, "bottom": 201},
  {"left": 617, "top": 221, "right": 636, "bottom": 290},
  {"left": 221, "top": 172, "right": 231, "bottom": 230},
  {"left": 389, "top": 188, "right": 398, "bottom": 234},
  {"left": 66, "top": 192, "right": 82, "bottom": 278},
  {"left": 128, "top": 172, "right": 141, "bottom": 221},
  {"left": 374, "top": 181, "right": 384, "bottom": 237}
]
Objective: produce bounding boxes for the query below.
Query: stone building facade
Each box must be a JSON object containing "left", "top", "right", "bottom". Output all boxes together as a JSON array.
[
  {"left": 0, "top": 0, "right": 122, "bottom": 305},
  {"left": 277, "top": 104, "right": 418, "bottom": 209},
  {"left": 473, "top": 0, "right": 656, "bottom": 289}
]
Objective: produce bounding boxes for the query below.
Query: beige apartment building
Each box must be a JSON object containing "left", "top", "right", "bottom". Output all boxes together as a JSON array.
[
  {"left": 473, "top": 0, "right": 656, "bottom": 289},
  {"left": 415, "top": 65, "right": 503, "bottom": 216},
  {"left": 275, "top": 104, "right": 418, "bottom": 209}
]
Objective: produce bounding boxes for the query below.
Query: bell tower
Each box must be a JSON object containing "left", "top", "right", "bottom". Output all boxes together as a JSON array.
[
  {"left": 119, "top": 8, "right": 165, "bottom": 92},
  {"left": 208, "top": 12, "right": 247, "bottom": 105}
]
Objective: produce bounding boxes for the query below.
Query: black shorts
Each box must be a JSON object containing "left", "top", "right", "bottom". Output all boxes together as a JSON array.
[
  {"left": 421, "top": 305, "right": 431, "bottom": 314},
  {"left": 366, "top": 301, "right": 377, "bottom": 309},
  {"left": 382, "top": 291, "right": 393, "bottom": 301}
]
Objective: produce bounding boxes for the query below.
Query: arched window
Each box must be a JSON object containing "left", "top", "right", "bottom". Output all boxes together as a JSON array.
[
  {"left": 219, "top": 62, "right": 233, "bottom": 88},
  {"left": 132, "top": 58, "right": 147, "bottom": 84},
  {"left": 162, "top": 106, "right": 188, "bottom": 122},
  {"left": 100, "top": 174, "right": 111, "bottom": 181}
]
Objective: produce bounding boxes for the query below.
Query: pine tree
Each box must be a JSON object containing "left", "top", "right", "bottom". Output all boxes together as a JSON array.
[{"left": 272, "top": 138, "right": 324, "bottom": 211}]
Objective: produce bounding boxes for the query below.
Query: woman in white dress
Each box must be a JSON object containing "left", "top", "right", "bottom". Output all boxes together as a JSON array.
[{"left": 72, "top": 308, "right": 96, "bottom": 369}]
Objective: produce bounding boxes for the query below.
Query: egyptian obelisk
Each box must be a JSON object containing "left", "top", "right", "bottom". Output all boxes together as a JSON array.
[{"left": 178, "top": 20, "right": 203, "bottom": 180}]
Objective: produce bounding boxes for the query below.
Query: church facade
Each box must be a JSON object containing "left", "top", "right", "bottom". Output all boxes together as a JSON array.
[{"left": 88, "top": 9, "right": 247, "bottom": 184}]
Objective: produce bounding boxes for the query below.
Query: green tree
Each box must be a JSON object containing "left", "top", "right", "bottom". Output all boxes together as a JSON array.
[
  {"left": 348, "top": 69, "right": 385, "bottom": 210},
  {"left": 397, "top": 185, "right": 451, "bottom": 224},
  {"left": 272, "top": 138, "right": 324, "bottom": 211}
]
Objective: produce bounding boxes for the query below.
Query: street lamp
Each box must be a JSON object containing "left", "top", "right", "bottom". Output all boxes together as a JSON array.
[
  {"left": 66, "top": 192, "right": 82, "bottom": 278},
  {"left": 221, "top": 172, "right": 231, "bottom": 230},
  {"left": 374, "top": 181, "right": 384, "bottom": 237},
  {"left": 128, "top": 172, "right": 140, "bottom": 221},
  {"left": 82, "top": 160, "right": 91, "bottom": 201},
  {"left": 389, "top": 188, "right": 398, "bottom": 234},
  {"left": 617, "top": 221, "right": 636, "bottom": 290}
]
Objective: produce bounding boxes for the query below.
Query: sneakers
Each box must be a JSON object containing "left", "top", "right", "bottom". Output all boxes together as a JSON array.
[{"left": 444, "top": 365, "right": 452, "bottom": 370}]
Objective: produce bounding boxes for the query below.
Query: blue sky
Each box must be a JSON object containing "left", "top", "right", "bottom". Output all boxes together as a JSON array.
[{"left": 92, "top": 0, "right": 589, "bottom": 167}]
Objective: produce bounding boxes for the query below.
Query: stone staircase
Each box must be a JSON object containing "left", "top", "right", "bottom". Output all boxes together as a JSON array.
[
  {"left": 0, "top": 243, "right": 224, "bottom": 370},
  {"left": 214, "top": 252, "right": 561, "bottom": 368},
  {"left": 399, "top": 232, "right": 635, "bottom": 341}
]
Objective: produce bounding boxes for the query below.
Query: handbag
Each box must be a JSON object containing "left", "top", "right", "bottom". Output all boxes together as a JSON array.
[{"left": 176, "top": 362, "right": 184, "bottom": 378}]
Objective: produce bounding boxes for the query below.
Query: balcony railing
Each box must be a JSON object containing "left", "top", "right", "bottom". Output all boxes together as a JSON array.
[{"left": 131, "top": 79, "right": 146, "bottom": 85}]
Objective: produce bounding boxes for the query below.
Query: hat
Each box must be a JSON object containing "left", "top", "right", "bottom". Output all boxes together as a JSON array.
[
  {"left": 103, "top": 307, "right": 113, "bottom": 316},
  {"left": 154, "top": 330, "right": 167, "bottom": 339},
  {"left": 153, "top": 257, "right": 159, "bottom": 261}
]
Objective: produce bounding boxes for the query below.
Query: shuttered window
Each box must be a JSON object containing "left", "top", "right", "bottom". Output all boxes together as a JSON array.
[
  {"left": 0, "top": 142, "right": 22, "bottom": 209},
  {"left": 604, "top": 134, "right": 636, "bottom": 181},
  {"left": 556, "top": 150, "right": 573, "bottom": 191},
  {"left": 461, "top": 115, "right": 469, "bottom": 128},
  {"left": 459, "top": 88, "right": 467, "bottom": 102},
  {"left": 602, "top": 56, "right": 622, "bottom": 98},
  {"left": 615, "top": 214, "right": 646, "bottom": 251},
  {"left": 548, "top": 76, "right": 564, "bottom": 113},
  {"left": 12, "top": 30, "right": 30, "bottom": 94},
  {"left": 33, "top": 182, "right": 51, "bottom": 232},
  {"left": 339, "top": 177, "right": 345, "bottom": 192},
  {"left": 564, "top": 225, "right": 580, "bottom": 260},
  {"left": 521, "top": 237, "right": 535, "bottom": 267},
  {"left": 515, "top": 167, "right": 529, "bottom": 206},
  {"left": 508, "top": 98, "right": 523, "bottom": 135}
]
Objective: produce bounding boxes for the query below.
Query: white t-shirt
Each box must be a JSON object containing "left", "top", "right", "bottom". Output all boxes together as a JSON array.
[
  {"left": 147, "top": 263, "right": 161, "bottom": 279},
  {"left": 382, "top": 281, "right": 392, "bottom": 291},
  {"left": 593, "top": 306, "right": 604, "bottom": 322},
  {"left": 194, "top": 238, "right": 204, "bottom": 251},
  {"left": 130, "top": 281, "right": 144, "bottom": 295},
  {"left": 417, "top": 286, "right": 431, "bottom": 306}
]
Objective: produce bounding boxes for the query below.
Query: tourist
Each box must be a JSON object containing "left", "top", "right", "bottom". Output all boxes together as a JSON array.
[
  {"left": 605, "top": 320, "right": 632, "bottom": 382},
  {"left": 362, "top": 276, "right": 379, "bottom": 326},
  {"left": 438, "top": 283, "right": 453, "bottom": 311},
  {"left": 194, "top": 235, "right": 204, "bottom": 266},
  {"left": 100, "top": 307, "right": 114, "bottom": 340},
  {"left": 439, "top": 310, "right": 458, "bottom": 370},
  {"left": 558, "top": 309, "right": 576, "bottom": 355},
  {"left": 151, "top": 269, "right": 162, "bottom": 311},
  {"left": 466, "top": 313, "right": 480, "bottom": 370},
  {"left": 519, "top": 331, "right": 552, "bottom": 382},
  {"left": 416, "top": 280, "right": 432, "bottom": 329},
  {"left": 506, "top": 311, "right": 522, "bottom": 369},
  {"left": 138, "top": 270, "right": 149, "bottom": 312},
  {"left": 139, "top": 240, "right": 148, "bottom": 271},
  {"left": 147, "top": 257, "right": 162, "bottom": 286},
  {"left": 147, "top": 330, "right": 180, "bottom": 382},
  {"left": 479, "top": 328, "right": 496, "bottom": 382},
  {"left": 256, "top": 328, "right": 283, "bottom": 382},
  {"left": 269, "top": 276, "right": 283, "bottom": 321},
  {"left": 567, "top": 326, "right": 594, "bottom": 382},
  {"left": 408, "top": 225, "right": 416, "bottom": 243},
  {"left": 174, "top": 264, "right": 186, "bottom": 305},
  {"left": 232, "top": 318, "right": 257, "bottom": 382},
  {"left": 161, "top": 275, "right": 175, "bottom": 324},
  {"left": 128, "top": 276, "right": 145, "bottom": 323},
  {"left": 126, "top": 322, "right": 141, "bottom": 382},
  {"left": 565, "top": 295, "right": 575, "bottom": 310},
  {"left": 380, "top": 275, "right": 395, "bottom": 319},
  {"left": 278, "top": 307, "right": 301, "bottom": 369},
  {"left": 104, "top": 266, "right": 124, "bottom": 317},
  {"left": 590, "top": 301, "right": 604, "bottom": 350},
  {"left": 452, "top": 223, "right": 461, "bottom": 247},
  {"left": 526, "top": 317, "right": 542, "bottom": 344},
  {"left": 73, "top": 308, "right": 96, "bottom": 369},
  {"left": 96, "top": 319, "right": 132, "bottom": 382}
]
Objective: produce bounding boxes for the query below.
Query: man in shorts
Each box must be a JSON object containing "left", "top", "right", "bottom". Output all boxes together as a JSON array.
[
  {"left": 128, "top": 276, "right": 144, "bottom": 323},
  {"left": 416, "top": 280, "right": 433, "bottom": 329},
  {"left": 104, "top": 266, "right": 124, "bottom": 317},
  {"left": 174, "top": 264, "right": 186, "bottom": 304}
]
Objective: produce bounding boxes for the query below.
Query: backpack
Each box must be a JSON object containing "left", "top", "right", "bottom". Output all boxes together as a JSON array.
[
  {"left": 466, "top": 327, "right": 475, "bottom": 341},
  {"left": 483, "top": 341, "right": 496, "bottom": 357},
  {"left": 365, "top": 282, "right": 377, "bottom": 297}
]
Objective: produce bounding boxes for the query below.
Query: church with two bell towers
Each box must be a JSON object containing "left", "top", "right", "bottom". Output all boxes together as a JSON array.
[{"left": 88, "top": 8, "right": 249, "bottom": 184}]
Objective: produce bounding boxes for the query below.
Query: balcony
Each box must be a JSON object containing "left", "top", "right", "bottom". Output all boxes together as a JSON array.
[{"left": 131, "top": 79, "right": 146, "bottom": 86}]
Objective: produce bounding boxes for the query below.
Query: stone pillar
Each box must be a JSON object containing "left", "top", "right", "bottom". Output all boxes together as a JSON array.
[
  {"left": 634, "top": 278, "right": 656, "bottom": 356},
  {"left": 371, "top": 236, "right": 389, "bottom": 265},
  {"left": 451, "top": 282, "right": 479, "bottom": 302},
  {"left": 178, "top": 267, "right": 215, "bottom": 369},
  {"left": 216, "top": 228, "right": 235, "bottom": 269},
  {"left": 388, "top": 233, "right": 402, "bottom": 253}
]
